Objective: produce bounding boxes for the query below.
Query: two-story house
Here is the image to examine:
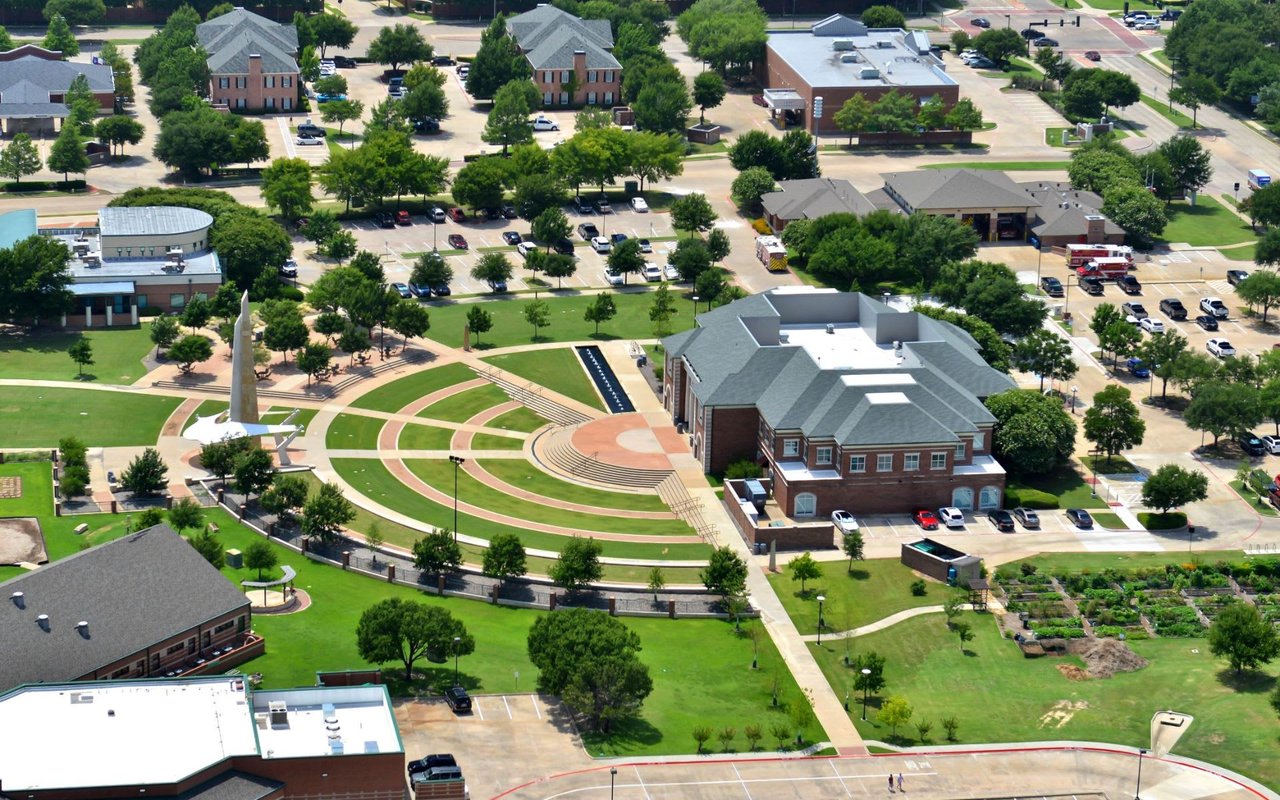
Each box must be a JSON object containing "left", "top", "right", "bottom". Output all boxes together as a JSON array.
[
  {"left": 662, "top": 287, "right": 1016, "bottom": 518},
  {"left": 507, "top": 4, "right": 622, "bottom": 108},
  {"left": 197, "top": 7, "right": 298, "bottom": 112}
]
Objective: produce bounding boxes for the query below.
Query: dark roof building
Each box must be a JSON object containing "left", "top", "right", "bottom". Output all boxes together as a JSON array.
[
  {"left": 1019, "top": 180, "right": 1126, "bottom": 247},
  {"left": 0, "top": 45, "right": 114, "bottom": 134},
  {"left": 196, "top": 8, "right": 299, "bottom": 112},
  {"left": 0, "top": 524, "right": 252, "bottom": 690},
  {"left": 507, "top": 4, "right": 620, "bottom": 71},
  {"left": 761, "top": 178, "right": 877, "bottom": 232}
]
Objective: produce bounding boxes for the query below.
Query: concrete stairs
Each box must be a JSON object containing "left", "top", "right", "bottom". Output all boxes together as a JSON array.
[
  {"left": 531, "top": 425, "right": 672, "bottom": 489},
  {"left": 477, "top": 368, "right": 593, "bottom": 427}
]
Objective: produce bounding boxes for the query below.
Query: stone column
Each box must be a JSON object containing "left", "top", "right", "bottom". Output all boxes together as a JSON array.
[{"left": 105, "top": 306, "right": 113, "bottom": 326}]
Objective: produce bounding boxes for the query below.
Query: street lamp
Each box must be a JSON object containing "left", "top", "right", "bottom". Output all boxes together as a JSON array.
[
  {"left": 860, "top": 667, "right": 871, "bottom": 721},
  {"left": 1134, "top": 748, "right": 1147, "bottom": 800},
  {"left": 448, "top": 455, "right": 465, "bottom": 542},
  {"left": 1071, "top": 385, "right": 1079, "bottom": 415},
  {"left": 816, "top": 594, "right": 825, "bottom": 644},
  {"left": 1004, "top": 13, "right": 1011, "bottom": 28},
  {"left": 691, "top": 294, "right": 699, "bottom": 316},
  {"left": 452, "top": 635, "right": 461, "bottom": 686},
  {"left": 610, "top": 767, "right": 617, "bottom": 800}
]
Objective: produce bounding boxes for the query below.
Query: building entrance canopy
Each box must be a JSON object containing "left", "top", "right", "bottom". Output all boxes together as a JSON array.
[{"left": 763, "top": 88, "right": 805, "bottom": 111}]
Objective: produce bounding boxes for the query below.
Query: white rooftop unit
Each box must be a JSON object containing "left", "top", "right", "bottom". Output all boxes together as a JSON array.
[{"left": 832, "top": 39, "right": 854, "bottom": 50}]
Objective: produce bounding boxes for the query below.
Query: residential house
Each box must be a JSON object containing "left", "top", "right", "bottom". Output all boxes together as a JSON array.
[
  {"left": 197, "top": 7, "right": 299, "bottom": 112},
  {"left": 507, "top": 4, "right": 622, "bottom": 108},
  {"left": 0, "top": 45, "right": 113, "bottom": 135}
]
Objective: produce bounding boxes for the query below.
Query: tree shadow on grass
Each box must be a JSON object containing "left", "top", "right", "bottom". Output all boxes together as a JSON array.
[
  {"left": 847, "top": 568, "right": 871, "bottom": 581},
  {"left": 1215, "top": 668, "right": 1277, "bottom": 694},
  {"left": 582, "top": 715, "right": 663, "bottom": 753}
]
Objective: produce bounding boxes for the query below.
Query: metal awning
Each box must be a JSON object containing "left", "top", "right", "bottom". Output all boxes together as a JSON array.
[
  {"left": 69, "top": 281, "right": 135, "bottom": 296},
  {"left": 763, "top": 89, "right": 806, "bottom": 111}
]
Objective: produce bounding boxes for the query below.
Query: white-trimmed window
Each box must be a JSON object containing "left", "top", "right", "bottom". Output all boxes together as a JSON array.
[
  {"left": 544, "top": 91, "right": 553, "bottom": 105},
  {"left": 604, "top": 91, "right": 614, "bottom": 105},
  {"left": 587, "top": 92, "right": 597, "bottom": 105},
  {"left": 794, "top": 493, "right": 817, "bottom": 517},
  {"left": 974, "top": 432, "right": 985, "bottom": 451},
  {"left": 815, "top": 446, "right": 832, "bottom": 465},
  {"left": 783, "top": 439, "right": 800, "bottom": 457},
  {"left": 604, "top": 70, "right": 614, "bottom": 82},
  {"left": 849, "top": 455, "right": 866, "bottom": 473},
  {"left": 560, "top": 70, "right": 571, "bottom": 83},
  {"left": 955, "top": 442, "right": 966, "bottom": 460},
  {"left": 588, "top": 70, "right": 597, "bottom": 82},
  {"left": 930, "top": 452, "right": 947, "bottom": 470},
  {"left": 904, "top": 453, "right": 920, "bottom": 471},
  {"left": 559, "top": 92, "right": 569, "bottom": 105},
  {"left": 877, "top": 454, "right": 893, "bottom": 472},
  {"left": 219, "top": 77, "right": 229, "bottom": 89}
]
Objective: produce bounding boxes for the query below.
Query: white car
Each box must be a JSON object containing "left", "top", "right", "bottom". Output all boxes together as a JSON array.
[
  {"left": 590, "top": 236, "right": 612, "bottom": 254},
  {"left": 1139, "top": 318, "right": 1165, "bottom": 334},
  {"left": 530, "top": 116, "right": 560, "bottom": 131},
  {"left": 1200, "top": 296, "right": 1229, "bottom": 318},
  {"left": 631, "top": 197, "right": 649, "bottom": 212},
  {"left": 602, "top": 269, "right": 624, "bottom": 286},
  {"left": 638, "top": 238, "right": 652, "bottom": 253},
  {"left": 831, "top": 510, "right": 859, "bottom": 533},
  {"left": 516, "top": 241, "right": 535, "bottom": 258},
  {"left": 1135, "top": 19, "right": 1159, "bottom": 29},
  {"left": 295, "top": 134, "right": 324, "bottom": 145},
  {"left": 1207, "top": 338, "right": 1236, "bottom": 358},
  {"left": 643, "top": 262, "right": 663, "bottom": 282},
  {"left": 664, "top": 263, "right": 680, "bottom": 281},
  {"left": 936, "top": 507, "right": 966, "bottom": 528},
  {"left": 1263, "top": 435, "right": 1280, "bottom": 455}
]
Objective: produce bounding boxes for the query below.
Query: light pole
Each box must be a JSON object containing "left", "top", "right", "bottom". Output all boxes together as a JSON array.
[
  {"left": 449, "top": 455, "right": 465, "bottom": 542},
  {"left": 691, "top": 294, "right": 699, "bottom": 316},
  {"left": 816, "top": 594, "right": 825, "bottom": 644},
  {"left": 452, "top": 635, "right": 461, "bottom": 686},
  {"left": 860, "top": 667, "right": 871, "bottom": 721},
  {"left": 1004, "top": 13, "right": 1011, "bottom": 28},
  {"left": 1035, "top": 244, "right": 1044, "bottom": 293},
  {"left": 1071, "top": 385, "right": 1079, "bottom": 415},
  {"left": 610, "top": 767, "right": 617, "bottom": 800},
  {"left": 1134, "top": 748, "right": 1147, "bottom": 800}
]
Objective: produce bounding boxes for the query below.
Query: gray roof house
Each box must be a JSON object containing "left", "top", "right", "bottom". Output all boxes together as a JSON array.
[
  {"left": 197, "top": 8, "right": 299, "bottom": 76},
  {"left": 881, "top": 169, "right": 1037, "bottom": 214},
  {"left": 0, "top": 524, "right": 250, "bottom": 690},
  {"left": 1019, "top": 180, "right": 1126, "bottom": 244},
  {"left": 507, "top": 4, "right": 621, "bottom": 71},
  {"left": 761, "top": 178, "right": 878, "bottom": 231},
  {"left": 0, "top": 46, "right": 113, "bottom": 128}
]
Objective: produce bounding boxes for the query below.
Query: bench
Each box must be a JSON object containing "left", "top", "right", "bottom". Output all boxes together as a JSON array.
[{"left": 73, "top": 523, "right": 89, "bottom": 535}]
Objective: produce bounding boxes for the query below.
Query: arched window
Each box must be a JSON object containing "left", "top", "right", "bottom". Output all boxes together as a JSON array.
[
  {"left": 951, "top": 487, "right": 974, "bottom": 510},
  {"left": 978, "top": 485, "right": 1002, "bottom": 510},
  {"left": 794, "top": 493, "right": 817, "bottom": 517}
]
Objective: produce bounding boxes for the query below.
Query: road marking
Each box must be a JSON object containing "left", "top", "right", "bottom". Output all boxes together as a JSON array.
[
  {"left": 531, "top": 695, "right": 542, "bottom": 719},
  {"left": 502, "top": 695, "right": 513, "bottom": 719},
  {"left": 830, "top": 759, "right": 852, "bottom": 797},
  {"left": 633, "top": 766, "right": 652, "bottom": 800},
  {"left": 473, "top": 697, "right": 485, "bottom": 720},
  {"left": 730, "top": 762, "right": 754, "bottom": 800}
]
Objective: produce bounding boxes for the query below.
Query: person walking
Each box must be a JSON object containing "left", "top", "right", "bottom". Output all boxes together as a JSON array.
[
  {"left": 888, "top": 775, "right": 895, "bottom": 793},
  {"left": 897, "top": 773, "right": 904, "bottom": 792}
]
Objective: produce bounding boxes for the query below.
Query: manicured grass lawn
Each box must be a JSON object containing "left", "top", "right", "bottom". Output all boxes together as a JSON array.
[
  {"left": 1080, "top": 455, "right": 1140, "bottom": 474},
  {"left": 325, "top": 413, "right": 384, "bottom": 450},
  {"left": 1138, "top": 511, "right": 1187, "bottom": 530},
  {"left": 1229, "top": 479, "right": 1279, "bottom": 517},
  {"left": 1089, "top": 0, "right": 1156, "bottom": 10},
  {"left": 405, "top": 459, "right": 690, "bottom": 536},
  {"left": 425, "top": 292, "right": 694, "bottom": 349},
  {"left": 479, "top": 460, "right": 669, "bottom": 512},
  {"left": 348, "top": 363, "right": 476, "bottom": 413},
  {"left": 768, "top": 558, "right": 951, "bottom": 634},
  {"left": 0, "top": 326, "right": 152, "bottom": 383},
  {"left": 469, "top": 432, "right": 525, "bottom": 450},
  {"left": 1160, "top": 196, "right": 1257, "bottom": 247},
  {"left": 1221, "top": 243, "right": 1256, "bottom": 261},
  {"left": 0, "top": 386, "right": 181, "bottom": 448},
  {"left": 1007, "top": 464, "right": 1107, "bottom": 510},
  {"left": 483, "top": 349, "right": 604, "bottom": 411},
  {"left": 978, "top": 56, "right": 1040, "bottom": 82},
  {"left": 484, "top": 406, "right": 547, "bottom": 433},
  {"left": 922, "top": 161, "right": 1071, "bottom": 171},
  {"left": 418, "top": 383, "right": 511, "bottom": 423},
  {"left": 1140, "top": 94, "right": 1196, "bottom": 128},
  {"left": 1090, "top": 512, "right": 1126, "bottom": 529},
  {"left": 265, "top": 405, "right": 318, "bottom": 430},
  {"left": 332, "top": 458, "right": 711, "bottom": 561},
  {"left": 1006, "top": 549, "right": 1241, "bottom": 575},
  {"left": 1045, "top": 127, "right": 1079, "bottom": 148},
  {"left": 397, "top": 422, "right": 457, "bottom": 450},
  {"left": 807, "top": 612, "right": 1278, "bottom": 788}
]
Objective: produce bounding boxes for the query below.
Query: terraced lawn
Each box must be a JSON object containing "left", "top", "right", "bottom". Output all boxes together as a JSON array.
[
  {"left": 406, "top": 459, "right": 690, "bottom": 536},
  {"left": 0, "top": 386, "right": 181, "bottom": 448},
  {"left": 325, "top": 413, "right": 385, "bottom": 450},
  {"left": 349, "top": 363, "right": 476, "bottom": 413},
  {"left": 479, "top": 459, "right": 669, "bottom": 512},
  {"left": 397, "top": 422, "right": 457, "bottom": 450},
  {"left": 483, "top": 349, "right": 604, "bottom": 411},
  {"left": 469, "top": 432, "right": 525, "bottom": 450},
  {"left": 417, "top": 383, "right": 512, "bottom": 423},
  {"left": 484, "top": 405, "right": 550, "bottom": 433},
  {"left": 332, "top": 458, "right": 710, "bottom": 561}
]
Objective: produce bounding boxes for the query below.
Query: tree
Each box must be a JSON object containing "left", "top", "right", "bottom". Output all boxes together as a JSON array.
[
  {"left": 973, "top": 28, "right": 1026, "bottom": 65},
  {"left": 0, "top": 133, "right": 41, "bottom": 184},
  {"left": 523, "top": 299, "right": 551, "bottom": 340},
  {"left": 1012, "top": 329, "right": 1077, "bottom": 391},
  {"left": 367, "top": 24, "right": 432, "bottom": 73},
  {"left": 513, "top": 174, "right": 566, "bottom": 221},
  {"left": 670, "top": 193, "right": 717, "bottom": 234},
  {"left": 356, "top": 598, "right": 472, "bottom": 681},
  {"left": 68, "top": 338, "right": 93, "bottom": 378},
  {"left": 1141, "top": 463, "right": 1209, "bottom": 515},
  {"left": 1035, "top": 46, "right": 1074, "bottom": 88},
  {"left": 952, "top": 619, "right": 973, "bottom": 652},
  {"left": 466, "top": 16, "right": 531, "bottom": 100},
  {"left": 583, "top": 292, "right": 617, "bottom": 335},
  {"left": 728, "top": 130, "right": 784, "bottom": 177},
  {"left": 452, "top": 157, "right": 507, "bottom": 213},
  {"left": 1098, "top": 319, "right": 1141, "bottom": 369},
  {"left": 1159, "top": 135, "right": 1214, "bottom": 200},
  {"left": 1185, "top": 382, "right": 1261, "bottom": 446},
  {"left": 607, "top": 238, "right": 646, "bottom": 284},
  {"left": 483, "top": 80, "right": 537, "bottom": 154},
  {"left": 649, "top": 283, "right": 678, "bottom": 337},
  {"left": 199, "top": 436, "right": 249, "bottom": 487},
  {"left": 945, "top": 98, "right": 985, "bottom": 132},
  {"left": 549, "top": 536, "right": 603, "bottom": 592},
  {"left": 852, "top": 651, "right": 887, "bottom": 695},
  {"left": 210, "top": 212, "right": 292, "bottom": 291},
  {"left": 647, "top": 567, "right": 665, "bottom": 601},
  {"left": 527, "top": 607, "right": 652, "bottom": 732},
  {"left": 95, "top": 115, "right": 144, "bottom": 157},
  {"left": 412, "top": 528, "right": 463, "bottom": 575},
  {"left": 532, "top": 207, "right": 572, "bottom": 248},
  {"left": 1209, "top": 602, "right": 1280, "bottom": 674},
  {"left": 862, "top": 5, "right": 905, "bottom": 28},
  {"left": 692, "top": 71, "right": 726, "bottom": 125},
  {"left": 149, "top": 314, "right": 180, "bottom": 357},
  {"left": 43, "top": 13, "right": 79, "bottom": 57},
  {"left": 1169, "top": 74, "right": 1220, "bottom": 126},
  {"left": 259, "top": 473, "right": 309, "bottom": 519},
  {"left": 1102, "top": 184, "right": 1168, "bottom": 249},
  {"left": 459, "top": 306, "right": 493, "bottom": 346},
  {"left": 472, "top": 252, "right": 514, "bottom": 289},
  {"left": 243, "top": 539, "right": 278, "bottom": 581},
  {"left": 120, "top": 447, "right": 168, "bottom": 496},
  {"left": 701, "top": 545, "right": 747, "bottom": 597},
  {"left": 1083, "top": 385, "right": 1146, "bottom": 465},
  {"left": 731, "top": 166, "right": 776, "bottom": 211},
  {"left": 694, "top": 267, "right": 727, "bottom": 305},
  {"left": 871, "top": 89, "right": 917, "bottom": 135},
  {"left": 320, "top": 99, "right": 364, "bottom": 139},
  {"left": 179, "top": 294, "right": 211, "bottom": 333},
  {"left": 293, "top": 342, "right": 330, "bottom": 386},
  {"left": 311, "top": 12, "right": 357, "bottom": 58},
  {"left": 262, "top": 305, "right": 308, "bottom": 364},
  {"left": 169, "top": 334, "right": 214, "bottom": 374},
  {"left": 1136, "top": 329, "right": 1188, "bottom": 399},
  {"left": 260, "top": 158, "right": 314, "bottom": 223},
  {"left": 627, "top": 131, "right": 685, "bottom": 192},
  {"left": 1235, "top": 270, "right": 1280, "bottom": 322},
  {"left": 984, "top": 389, "right": 1077, "bottom": 476},
  {"left": 842, "top": 530, "right": 864, "bottom": 571},
  {"left": 47, "top": 125, "right": 88, "bottom": 183},
  {"left": 482, "top": 532, "right": 527, "bottom": 584},
  {"left": 879, "top": 695, "right": 913, "bottom": 738},
  {"left": 45, "top": 0, "right": 106, "bottom": 25},
  {"left": 633, "top": 79, "right": 693, "bottom": 134},
  {"left": 232, "top": 446, "right": 275, "bottom": 500},
  {"left": 788, "top": 551, "right": 822, "bottom": 594},
  {"left": 301, "top": 480, "right": 355, "bottom": 543}
]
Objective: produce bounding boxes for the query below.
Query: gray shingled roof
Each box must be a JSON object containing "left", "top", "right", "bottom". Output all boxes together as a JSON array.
[
  {"left": 882, "top": 169, "right": 1038, "bottom": 211},
  {"left": 179, "top": 772, "right": 284, "bottom": 800},
  {"left": 100, "top": 206, "right": 215, "bottom": 237},
  {"left": 0, "top": 56, "right": 112, "bottom": 119},
  {"left": 665, "top": 289, "right": 1012, "bottom": 447},
  {"left": 1020, "top": 181, "right": 1125, "bottom": 238},
  {"left": 507, "top": 5, "right": 619, "bottom": 71},
  {"left": 761, "top": 178, "right": 877, "bottom": 222},
  {"left": 0, "top": 525, "right": 250, "bottom": 690},
  {"left": 197, "top": 8, "right": 298, "bottom": 75}
]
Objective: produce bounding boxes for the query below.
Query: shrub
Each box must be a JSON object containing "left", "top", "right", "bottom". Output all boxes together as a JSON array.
[
  {"left": 1005, "top": 487, "right": 1059, "bottom": 508},
  {"left": 750, "top": 217, "right": 772, "bottom": 235},
  {"left": 60, "top": 465, "right": 88, "bottom": 498},
  {"left": 725, "top": 459, "right": 762, "bottom": 480},
  {"left": 692, "top": 725, "right": 712, "bottom": 752},
  {"left": 910, "top": 579, "right": 927, "bottom": 596},
  {"left": 138, "top": 306, "right": 162, "bottom": 318}
]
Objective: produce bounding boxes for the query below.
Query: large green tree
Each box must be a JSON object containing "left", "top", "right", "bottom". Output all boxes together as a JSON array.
[
  {"left": 0, "top": 133, "right": 41, "bottom": 184},
  {"left": 1209, "top": 602, "right": 1280, "bottom": 674},
  {"left": 260, "top": 158, "right": 314, "bottom": 223},
  {"left": 1141, "top": 464, "right": 1209, "bottom": 514},
  {"left": 549, "top": 536, "right": 603, "bottom": 592},
  {"left": 466, "top": 15, "right": 531, "bottom": 100},
  {"left": 356, "top": 598, "right": 474, "bottom": 680},
  {"left": 368, "top": 24, "right": 432, "bottom": 72},
  {"left": 700, "top": 545, "right": 747, "bottom": 596},
  {"left": 1012, "top": 328, "right": 1077, "bottom": 391},
  {"left": 1083, "top": 385, "right": 1145, "bottom": 464},
  {"left": 482, "top": 80, "right": 537, "bottom": 154}
]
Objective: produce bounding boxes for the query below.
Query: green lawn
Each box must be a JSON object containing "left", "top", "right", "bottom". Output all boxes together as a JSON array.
[
  {"left": 405, "top": 459, "right": 691, "bottom": 536},
  {"left": 469, "top": 432, "right": 525, "bottom": 450},
  {"left": 397, "top": 422, "right": 457, "bottom": 450},
  {"left": 265, "top": 405, "right": 318, "bottom": 430},
  {"left": 1088, "top": 0, "right": 1156, "bottom": 9},
  {"left": 0, "top": 386, "right": 181, "bottom": 448},
  {"left": 483, "top": 349, "right": 605, "bottom": 411},
  {"left": 425, "top": 292, "right": 694, "bottom": 349},
  {"left": 922, "top": 161, "right": 1071, "bottom": 171},
  {"left": 332, "top": 458, "right": 711, "bottom": 561},
  {"left": 768, "top": 558, "right": 951, "bottom": 635},
  {"left": 418, "top": 383, "right": 512, "bottom": 424},
  {"left": 978, "top": 56, "right": 1040, "bottom": 82},
  {"left": 807, "top": 612, "right": 1278, "bottom": 787},
  {"left": 1045, "top": 127, "right": 1079, "bottom": 148},
  {"left": 1230, "top": 479, "right": 1279, "bottom": 517},
  {"left": 0, "top": 326, "right": 153, "bottom": 383},
  {"left": 1090, "top": 512, "right": 1126, "bottom": 529},
  {"left": 1004, "top": 549, "right": 1242, "bottom": 575},
  {"left": 479, "top": 460, "right": 669, "bottom": 512},
  {"left": 1221, "top": 243, "right": 1257, "bottom": 262},
  {"left": 1160, "top": 196, "right": 1257, "bottom": 248},
  {"left": 348, "top": 363, "right": 476, "bottom": 413},
  {"left": 1007, "top": 463, "right": 1108, "bottom": 510},
  {"left": 484, "top": 406, "right": 548, "bottom": 433},
  {"left": 325, "top": 413, "right": 385, "bottom": 450},
  {"left": 1139, "top": 94, "right": 1196, "bottom": 129}
]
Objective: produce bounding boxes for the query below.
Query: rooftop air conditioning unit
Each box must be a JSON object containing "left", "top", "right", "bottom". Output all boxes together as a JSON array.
[
  {"left": 840, "top": 53, "right": 859, "bottom": 63},
  {"left": 826, "top": 323, "right": 835, "bottom": 334},
  {"left": 859, "top": 67, "right": 880, "bottom": 79},
  {"left": 877, "top": 40, "right": 893, "bottom": 48},
  {"left": 269, "top": 701, "right": 288, "bottom": 726},
  {"left": 832, "top": 39, "right": 854, "bottom": 51}
]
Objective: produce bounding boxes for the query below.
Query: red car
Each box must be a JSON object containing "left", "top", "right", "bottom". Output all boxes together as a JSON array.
[
  {"left": 395, "top": 210, "right": 411, "bottom": 225},
  {"left": 751, "top": 94, "right": 767, "bottom": 107},
  {"left": 447, "top": 234, "right": 467, "bottom": 249},
  {"left": 912, "top": 509, "right": 940, "bottom": 530},
  {"left": 446, "top": 207, "right": 466, "bottom": 222}
]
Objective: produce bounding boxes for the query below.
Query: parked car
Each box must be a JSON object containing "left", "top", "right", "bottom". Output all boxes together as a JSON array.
[
  {"left": 407, "top": 754, "right": 457, "bottom": 776},
  {"left": 428, "top": 206, "right": 446, "bottom": 223},
  {"left": 1200, "top": 296, "right": 1229, "bottom": 318},
  {"left": 831, "top": 510, "right": 859, "bottom": 533},
  {"left": 444, "top": 686, "right": 471, "bottom": 713},
  {"left": 278, "top": 259, "right": 298, "bottom": 278},
  {"left": 1228, "top": 269, "right": 1250, "bottom": 285},
  {"left": 573, "top": 196, "right": 595, "bottom": 214},
  {"left": 590, "top": 236, "right": 612, "bottom": 254},
  {"left": 1019, "top": 27, "right": 1042, "bottom": 39},
  {"left": 447, "top": 207, "right": 466, "bottom": 222},
  {"left": 1084, "top": 50, "right": 1101, "bottom": 61},
  {"left": 530, "top": 116, "right": 560, "bottom": 131},
  {"left": 1207, "top": 338, "right": 1236, "bottom": 358},
  {"left": 553, "top": 238, "right": 575, "bottom": 255},
  {"left": 516, "top": 241, "right": 535, "bottom": 258},
  {"left": 968, "top": 56, "right": 996, "bottom": 69},
  {"left": 431, "top": 283, "right": 451, "bottom": 297},
  {"left": 602, "top": 269, "right": 624, "bottom": 286},
  {"left": 638, "top": 238, "right": 652, "bottom": 253},
  {"left": 936, "top": 506, "right": 965, "bottom": 528},
  {"left": 1080, "top": 276, "right": 1104, "bottom": 295},
  {"left": 577, "top": 222, "right": 599, "bottom": 239},
  {"left": 1159, "top": 298, "right": 1187, "bottom": 320},
  {"left": 377, "top": 211, "right": 396, "bottom": 228},
  {"left": 631, "top": 197, "right": 649, "bottom": 212},
  {"left": 332, "top": 55, "right": 356, "bottom": 68},
  {"left": 411, "top": 766, "right": 464, "bottom": 784},
  {"left": 1119, "top": 275, "right": 1142, "bottom": 294},
  {"left": 315, "top": 92, "right": 347, "bottom": 103},
  {"left": 1126, "top": 357, "right": 1150, "bottom": 378},
  {"left": 912, "top": 509, "right": 939, "bottom": 530},
  {"left": 1140, "top": 317, "right": 1165, "bottom": 334},
  {"left": 1160, "top": 9, "right": 1182, "bottom": 20},
  {"left": 1040, "top": 276, "right": 1064, "bottom": 296},
  {"left": 664, "top": 262, "right": 679, "bottom": 281},
  {"left": 1135, "top": 19, "right": 1159, "bottom": 30},
  {"left": 457, "top": 65, "right": 470, "bottom": 78},
  {"left": 447, "top": 234, "right": 468, "bottom": 249},
  {"left": 296, "top": 121, "right": 326, "bottom": 137},
  {"left": 391, "top": 282, "right": 412, "bottom": 298},
  {"left": 432, "top": 55, "right": 455, "bottom": 66},
  {"left": 1262, "top": 434, "right": 1280, "bottom": 454},
  {"left": 1012, "top": 507, "right": 1040, "bottom": 529},
  {"left": 1032, "top": 37, "right": 1059, "bottom": 47},
  {"left": 643, "top": 262, "right": 663, "bottom": 281},
  {"left": 1066, "top": 508, "right": 1094, "bottom": 528},
  {"left": 502, "top": 205, "right": 518, "bottom": 220},
  {"left": 1122, "top": 301, "right": 1148, "bottom": 320},
  {"left": 502, "top": 231, "right": 523, "bottom": 246},
  {"left": 610, "top": 232, "right": 628, "bottom": 244},
  {"left": 483, "top": 207, "right": 501, "bottom": 220},
  {"left": 487, "top": 279, "right": 507, "bottom": 293},
  {"left": 1240, "top": 432, "right": 1267, "bottom": 456},
  {"left": 1195, "top": 314, "right": 1219, "bottom": 331},
  {"left": 752, "top": 94, "right": 768, "bottom": 107},
  {"left": 409, "top": 282, "right": 431, "bottom": 298},
  {"left": 395, "top": 210, "right": 411, "bottom": 225},
  {"left": 971, "top": 16, "right": 990, "bottom": 27},
  {"left": 413, "top": 117, "right": 441, "bottom": 134},
  {"left": 987, "top": 509, "right": 1015, "bottom": 532},
  {"left": 295, "top": 134, "right": 324, "bottom": 145}
]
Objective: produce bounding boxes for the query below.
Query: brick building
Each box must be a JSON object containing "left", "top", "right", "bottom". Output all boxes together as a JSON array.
[
  {"left": 761, "top": 14, "right": 957, "bottom": 135},
  {"left": 0, "top": 524, "right": 254, "bottom": 690},
  {"left": 760, "top": 177, "right": 877, "bottom": 232},
  {"left": 507, "top": 4, "right": 622, "bottom": 108},
  {"left": 0, "top": 45, "right": 114, "bottom": 135},
  {"left": 662, "top": 288, "right": 1015, "bottom": 518},
  {"left": 198, "top": 7, "right": 299, "bottom": 112},
  {"left": 0, "top": 676, "right": 406, "bottom": 800}
]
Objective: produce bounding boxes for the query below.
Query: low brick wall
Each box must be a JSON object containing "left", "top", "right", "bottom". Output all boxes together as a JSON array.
[
  {"left": 724, "top": 480, "right": 834, "bottom": 551},
  {"left": 855, "top": 130, "right": 973, "bottom": 147}
]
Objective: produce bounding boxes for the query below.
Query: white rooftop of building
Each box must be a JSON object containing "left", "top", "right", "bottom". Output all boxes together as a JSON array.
[
  {"left": 778, "top": 323, "right": 900, "bottom": 370},
  {"left": 253, "top": 686, "right": 402, "bottom": 759},
  {"left": 768, "top": 16, "right": 954, "bottom": 90}
]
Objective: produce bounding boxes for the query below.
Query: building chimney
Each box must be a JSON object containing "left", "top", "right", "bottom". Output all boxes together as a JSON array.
[
  {"left": 1084, "top": 214, "right": 1106, "bottom": 242},
  {"left": 11, "top": 591, "right": 23, "bottom": 609},
  {"left": 36, "top": 614, "right": 49, "bottom": 631}
]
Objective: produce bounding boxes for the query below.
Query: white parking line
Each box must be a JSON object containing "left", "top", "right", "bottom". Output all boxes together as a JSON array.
[
  {"left": 531, "top": 695, "right": 541, "bottom": 719},
  {"left": 633, "top": 766, "right": 653, "bottom": 800},
  {"left": 473, "top": 697, "right": 485, "bottom": 720},
  {"left": 830, "top": 760, "right": 852, "bottom": 797},
  {"left": 730, "top": 762, "right": 754, "bottom": 800},
  {"left": 501, "top": 695, "right": 513, "bottom": 719}
]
